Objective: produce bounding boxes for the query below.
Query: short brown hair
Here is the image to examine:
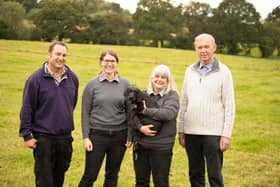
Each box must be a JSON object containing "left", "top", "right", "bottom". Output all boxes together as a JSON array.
[{"left": 48, "top": 41, "right": 68, "bottom": 53}]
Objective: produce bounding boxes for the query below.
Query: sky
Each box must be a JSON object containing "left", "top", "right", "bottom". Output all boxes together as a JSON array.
[{"left": 106, "top": 0, "right": 279, "bottom": 19}]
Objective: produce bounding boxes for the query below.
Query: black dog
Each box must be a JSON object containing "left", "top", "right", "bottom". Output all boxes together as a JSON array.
[{"left": 125, "top": 85, "right": 162, "bottom": 137}]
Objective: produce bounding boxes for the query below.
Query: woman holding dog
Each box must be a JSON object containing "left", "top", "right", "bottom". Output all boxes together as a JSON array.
[
  {"left": 133, "top": 64, "right": 179, "bottom": 187},
  {"left": 79, "top": 49, "right": 131, "bottom": 187}
]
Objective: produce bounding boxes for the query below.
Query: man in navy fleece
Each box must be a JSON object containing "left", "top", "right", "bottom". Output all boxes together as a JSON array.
[{"left": 19, "top": 41, "right": 79, "bottom": 187}]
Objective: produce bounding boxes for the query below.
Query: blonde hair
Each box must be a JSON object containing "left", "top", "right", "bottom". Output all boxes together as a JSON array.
[{"left": 147, "top": 64, "right": 178, "bottom": 95}]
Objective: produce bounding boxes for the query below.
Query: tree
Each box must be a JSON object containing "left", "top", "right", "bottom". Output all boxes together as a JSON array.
[
  {"left": 133, "top": 0, "right": 183, "bottom": 47},
  {"left": 258, "top": 21, "right": 277, "bottom": 58},
  {"left": 81, "top": 0, "right": 123, "bottom": 14},
  {"left": 264, "top": 6, "right": 280, "bottom": 56},
  {"left": 266, "top": 5, "right": 280, "bottom": 27},
  {"left": 80, "top": 0, "right": 132, "bottom": 44},
  {"left": 11, "top": 0, "right": 38, "bottom": 12},
  {"left": 88, "top": 11, "right": 131, "bottom": 45},
  {"left": 0, "top": 21, "right": 8, "bottom": 39},
  {"left": 211, "top": 0, "right": 261, "bottom": 54},
  {"left": 183, "top": 1, "right": 213, "bottom": 38},
  {"left": 32, "top": 0, "right": 88, "bottom": 41},
  {"left": 0, "top": 1, "right": 25, "bottom": 39}
]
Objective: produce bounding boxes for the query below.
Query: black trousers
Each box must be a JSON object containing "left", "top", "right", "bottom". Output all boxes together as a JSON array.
[
  {"left": 184, "top": 134, "right": 223, "bottom": 187},
  {"left": 33, "top": 136, "right": 73, "bottom": 187},
  {"left": 79, "top": 129, "right": 127, "bottom": 187},
  {"left": 133, "top": 144, "right": 173, "bottom": 187}
]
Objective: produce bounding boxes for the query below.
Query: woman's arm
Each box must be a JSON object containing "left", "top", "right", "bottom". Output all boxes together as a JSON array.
[
  {"left": 143, "top": 91, "right": 179, "bottom": 121},
  {"left": 81, "top": 82, "right": 94, "bottom": 139}
]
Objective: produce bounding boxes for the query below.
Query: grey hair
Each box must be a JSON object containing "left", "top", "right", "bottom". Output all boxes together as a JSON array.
[
  {"left": 147, "top": 64, "right": 178, "bottom": 95},
  {"left": 194, "top": 33, "right": 216, "bottom": 46}
]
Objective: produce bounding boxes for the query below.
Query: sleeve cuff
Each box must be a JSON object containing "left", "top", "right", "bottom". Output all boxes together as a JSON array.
[{"left": 23, "top": 134, "right": 33, "bottom": 141}]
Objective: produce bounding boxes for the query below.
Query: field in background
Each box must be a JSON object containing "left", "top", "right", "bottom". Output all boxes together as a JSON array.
[{"left": 0, "top": 40, "right": 279, "bottom": 186}]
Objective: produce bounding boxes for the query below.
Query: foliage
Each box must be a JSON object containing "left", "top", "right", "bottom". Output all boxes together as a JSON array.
[
  {"left": 0, "top": 0, "right": 279, "bottom": 58},
  {"left": 87, "top": 11, "right": 131, "bottom": 45},
  {"left": 258, "top": 23, "right": 280, "bottom": 57},
  {"left": 0, "top": 1, "right": 25, "bottom": 39},
  {"left": 183, "top": 1, "right": 213, "bottom": 38},
  {"left": 169, "top": 32, "right": 193, "bottom": 50},
  {"left": 259, "top": 36, "right": 275, "bottom": 58},
  {"left": 83, "top": 0, "right": 123, "bottom": 13},
  {"left": 265, "top": 6, "right": 280, "bottom": 56},
  {"left": 11, "top": 0, "right": 38, "bottom": 12},
  {"left": 211, "top": 0, "right": 261, "bottom": 54},
  {"left": 133, "top": 0, "right": 183, "bottom": 47},
  {"left": 266, "top": 5, "right": 280, "bottom": 27},
  {"left": 32, "top": 0, "right": 88, "bottom": 41}
]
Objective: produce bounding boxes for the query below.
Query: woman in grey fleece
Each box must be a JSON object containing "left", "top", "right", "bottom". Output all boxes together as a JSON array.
[
  {"left": 133, "top": 64, "right": 179, "bottom": 187},
  {"left": 79, "top": 50, "right": 131, "bottom": 187}
]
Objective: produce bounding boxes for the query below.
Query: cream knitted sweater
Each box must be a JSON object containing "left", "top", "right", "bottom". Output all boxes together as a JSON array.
[{"left": 178, "top": 59, "right": 235, "bottom": 138}]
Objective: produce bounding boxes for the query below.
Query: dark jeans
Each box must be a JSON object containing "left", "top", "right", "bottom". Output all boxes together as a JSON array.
[
  {"left": 185, "top": 134, "right": 223, "bottom": 187},
  {"left": 33, "top": 136, "right": 73, "bottom": 187},
  {"left": 133, "top": 143, "right": 173, "bottom": 187},
  {"left": 79, "top": 129, "right": 127, "bottom": 187}
]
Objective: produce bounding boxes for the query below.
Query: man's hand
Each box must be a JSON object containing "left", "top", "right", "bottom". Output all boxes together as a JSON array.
[
  {"left": 140, "top": 125, "right": 157, "bottom": 136},
  {"left": 220, "top": 136, "right": 230, "bottom": 152},
  {"left": 178, "top": 133, "right": 185, "bottom": 148},
  {"left": 125, "top": 141, "right": 132, "bottom": 148},
  {"left": 24, "top": 138, "right": 37, "bottom": 149},
  {"left": 84, "top": 138, "right": 93, "bottom": 152}
]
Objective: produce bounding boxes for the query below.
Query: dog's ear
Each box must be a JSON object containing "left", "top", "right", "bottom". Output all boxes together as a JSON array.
[
  {"left": 136, "top": 89, "right": 142, "bottom": 103},
  {"left": 126, "top": 86, "right": 133, "bottom": 97},
  {"left": 124, "top": 88, "right": 129, "bottom": 97}
]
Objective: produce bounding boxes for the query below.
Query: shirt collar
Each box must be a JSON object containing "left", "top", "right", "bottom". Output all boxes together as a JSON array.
[
  {"left": 192, "top": 58, "right": 220, "bottom": 72},
  {"left": 99, "top": 72, "right": 120, "bottom": 82},
  {"left": 199, "top": 61, "right": 214, "bottom": 70},
  {"left": 151, "top": 88, "right": 166, "bottom": 97},
  {"left": 44, "top": 62, "right": 67, "bottom": 76}
]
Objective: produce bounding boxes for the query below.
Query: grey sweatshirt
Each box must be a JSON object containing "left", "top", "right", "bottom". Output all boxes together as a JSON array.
[{"left": 81, "top": 76, "right": 129, "bottom": 138}]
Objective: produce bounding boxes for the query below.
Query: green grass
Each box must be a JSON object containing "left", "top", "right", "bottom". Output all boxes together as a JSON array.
[{"left": 0, "top": 40, "right": 279, "bottom": 187}]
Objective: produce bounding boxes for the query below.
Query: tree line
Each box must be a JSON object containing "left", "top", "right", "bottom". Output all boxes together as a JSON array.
[{"left": 0, "top": 0, "right": 279, "bottom": 58}]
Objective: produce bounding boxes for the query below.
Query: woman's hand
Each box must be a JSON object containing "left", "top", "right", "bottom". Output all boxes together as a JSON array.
[
  {"left": 84, "top": 138, "right": 93, "bottom": 152},
  {"left": 140, "top": 125, "right": 157, "bottom": 136}
]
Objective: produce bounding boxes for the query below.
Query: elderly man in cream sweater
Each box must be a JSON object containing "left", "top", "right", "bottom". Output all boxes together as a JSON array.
[{"left": 178, "top": 33, "right": 235, "bottom": 187}]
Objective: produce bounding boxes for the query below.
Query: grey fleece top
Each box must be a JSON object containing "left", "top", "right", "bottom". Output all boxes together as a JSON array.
[
  {"left": 81, "top": 75, "right": 129, "bottom": 139},
  {"left": 136, "top": 90, "right": 179, "bottom": 150}
]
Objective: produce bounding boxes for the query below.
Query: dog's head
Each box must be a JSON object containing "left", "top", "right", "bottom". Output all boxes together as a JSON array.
[
  {"left": 126, "top": 85, "right": 142, "bottom": 104},
  {"left": 126, "top": 85, "right": 145, "bottom": 112}
]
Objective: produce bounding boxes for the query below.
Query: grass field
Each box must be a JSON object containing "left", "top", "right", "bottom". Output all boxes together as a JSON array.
[{"left": 0, "top": 40, "right": 279, "bottom": 187}]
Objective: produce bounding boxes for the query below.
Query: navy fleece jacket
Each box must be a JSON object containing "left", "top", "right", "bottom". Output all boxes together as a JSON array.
[{"left": 19, "top": 62, "right": 79, "bottom": 141}]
